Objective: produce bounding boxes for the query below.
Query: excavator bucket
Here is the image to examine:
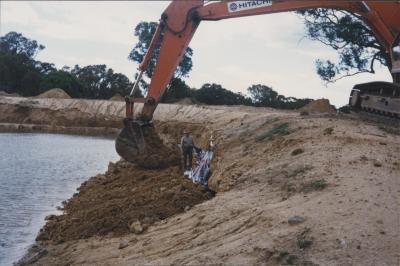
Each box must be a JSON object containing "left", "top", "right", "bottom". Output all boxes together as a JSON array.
[{"left": 115, "top": 119, "right": 146, "bottom": 163}]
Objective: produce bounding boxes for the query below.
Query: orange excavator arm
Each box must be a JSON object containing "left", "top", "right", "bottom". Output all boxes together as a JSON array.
[
  {"left": 116, "top": 1, "right": 400, "bottom": 163},
  {"left": 131, "top": 0, "right": 400, "bottom": 122}
]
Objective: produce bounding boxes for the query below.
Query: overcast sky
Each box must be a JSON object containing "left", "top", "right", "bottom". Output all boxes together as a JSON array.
[{"left": 0, "top": 1, "right": 392, "bottom": 106}]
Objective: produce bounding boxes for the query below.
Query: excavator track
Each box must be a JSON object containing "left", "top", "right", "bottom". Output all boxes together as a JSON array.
[{"left": 349, "top": 82, "right": 400, "bottom": 119}]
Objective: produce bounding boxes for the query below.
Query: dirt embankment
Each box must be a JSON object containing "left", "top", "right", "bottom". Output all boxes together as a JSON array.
[
  {"left": 0, "top": 97, "right": 123, "bottom": 136},
  {"left": 37, "top": 160, "right": 215, "bottom": 243},
  {"left": 6, "top": 95, "right": 400, "bottom": 266},
  {"left": 33, "top": 120, "right": 217, "bottom": 244}
]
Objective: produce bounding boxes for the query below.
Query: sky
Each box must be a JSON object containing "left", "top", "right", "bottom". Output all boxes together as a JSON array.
[{"left": 0, "top": 1, "right": 393, "bottom": 106}]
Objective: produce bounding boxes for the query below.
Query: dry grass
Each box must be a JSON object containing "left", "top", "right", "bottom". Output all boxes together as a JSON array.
[{"left": 256, "top": 122, "right": 290, "bottom": 141}]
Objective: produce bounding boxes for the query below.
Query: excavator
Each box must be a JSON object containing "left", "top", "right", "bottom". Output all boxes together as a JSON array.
[{"left": 116, "top": 0, "right": 400, "bottom": 162}]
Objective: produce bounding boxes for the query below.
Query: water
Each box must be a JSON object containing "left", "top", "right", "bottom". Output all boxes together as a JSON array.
[{"left": 0, "top": 133, "right": 119, "bottom": 265}]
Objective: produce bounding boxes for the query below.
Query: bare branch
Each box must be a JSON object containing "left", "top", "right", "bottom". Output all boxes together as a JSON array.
[{"left": 326, "top": 69, "right": 372, "bottom": 84}]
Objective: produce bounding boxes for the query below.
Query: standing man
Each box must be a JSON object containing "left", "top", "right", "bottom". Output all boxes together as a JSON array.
[{"left": 181, "top": 130, "right": 195, "bottom": 171}]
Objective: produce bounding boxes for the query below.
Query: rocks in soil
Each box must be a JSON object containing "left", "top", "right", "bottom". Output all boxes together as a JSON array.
[
  {"left": 118, "top": 240, "right": 129, "bottom": 249},
  {"left": 288, "top": 215, "right": 305, "bottom": 225},
  {"left": 129, "top": 220, "right": 143, "bottom": 234},
  {"left": 291, "top": 148, "right": 304, "bottom": 156},
  {"left": 324, "top": 127, "right": 334, "bottom": 135},
  {"left": 373, "top": 160, "right": 383, "bottom": 167},
  {"left": 44, "top": 215, "right": 57, "bottom": 221}
]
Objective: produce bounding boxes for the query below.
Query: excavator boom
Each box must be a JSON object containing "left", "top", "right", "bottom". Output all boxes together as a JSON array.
[{"left": 116, "top": 0, "right": 400, "bottom": 162}]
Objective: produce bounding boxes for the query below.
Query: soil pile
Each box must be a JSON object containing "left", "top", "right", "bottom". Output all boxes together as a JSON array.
[
  {"left": 175, "top": 97, "right": 195, "bottom": 105},
  {"left": 36, "top": 88, "right": 71, "bottom": 99},
  {"left": 36, "top": 160, "right": 214, "bottom": 243},
  {"left": 299, "top": 98, "right": 336, "bottom": 114},
  {"left": 109, "top": 94, "right": 125, "bottom": 101}
]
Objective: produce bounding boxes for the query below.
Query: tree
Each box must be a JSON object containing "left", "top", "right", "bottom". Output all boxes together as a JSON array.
[
  {"left": 0, "top": 32, "right": 44, "bottom": 95},
  {"left": 161, "top": 77, "right": 193, "bottom": 103},
  {"left": 298, "top": 9, "right": 389, "bottom": 83},
  {"left": 128, "top": 22, "right": 193, "bottom": 79},
  {"left": 247, "top": 84, "right": 311, "bottom": 109},
  {"left": 0, "top": 31, "right": 45, "bottom": 59},
  {"left": 0, "top": 31, "right": 136, "bottom": 99},
  {"left": 128, "top": 21, "right": 194, "bottom": 98},
  {"left": 194, "top": 83, "right": 252, "bottom": 106},
  {"left": 40, "top": 70, "right": 84, "bottom": 98},
  {"left": 71, "top": 64, "right": 134, "bottom": 99},
  {"left": 247, "top": 84, "right": 278, "bottom": 107}
]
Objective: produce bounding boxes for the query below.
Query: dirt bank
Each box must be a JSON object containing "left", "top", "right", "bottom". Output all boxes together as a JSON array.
[
  {"left": 36, "top": 160, "right": 215, "bottom": 244},
  {"left": 0, "top": 99, "right": 121, "bottom": 129},
  {"left": 5, "top": 96, "right": 399, "bottom": 266}
]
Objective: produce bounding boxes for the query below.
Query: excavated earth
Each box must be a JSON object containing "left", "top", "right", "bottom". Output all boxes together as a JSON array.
[
  {"left": 36, "top": 161, "right": 215, "bottom": 243},
  {"left": 1, "top": 96, "right": 399, "bottom": 266}
]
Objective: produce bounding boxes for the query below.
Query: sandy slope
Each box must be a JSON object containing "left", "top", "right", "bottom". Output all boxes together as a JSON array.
[{"left": 2, "top": 96, "right": 399, "bottom": 265}]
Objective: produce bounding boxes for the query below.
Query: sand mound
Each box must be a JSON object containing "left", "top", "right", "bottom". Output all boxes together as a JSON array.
[
  {"left": 36, "top": 88, "right": 71, "bottom": 99},
  {"left": 109, "top": 94, "right": 125, "bottom": 101},
  {"left": 175, "top": 97, "right": 195, "bottom": 105},
  {"left": 36, "top": 160, "right": 214, "bottom": 243},
  {"left": 0, "top": 91, "right": 20, "bottom": 97},
  {"left": 299, "top": 99, "right": 336, "bottom": 114}
]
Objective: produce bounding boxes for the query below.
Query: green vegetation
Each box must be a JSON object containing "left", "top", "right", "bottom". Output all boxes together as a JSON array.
[
  {"left": 194, "top": 83, "right": 252, "bottom": 106},
  {"left": 0, "top": 27, "right": 311, "bottom": 109},
  {"left": 248, "top": 84, "right": 312, "bottom": 109},
  {"left": 277, "top": 251, "right": 297, "bottom": 265},
  {"left": 286, "top": 254, "right": 298, "bottom": 265},
  {"left": 297, "top": 227, "right": 313, "bottom": 249},
  {"left": 0, "top": 32, "right": 136, "bottom": 99},
  {"left": 279, "top": 251, "right": 289, "bottom": 258},
  {"left": 297, "top": 238, "right": 313, "bottom": 249},
  {"left": 256, "top": 123, "right": 290, "bottom": 141},
  {"left": 302, "top": 179, "right": 328, "bottom": 192},
  {"left": 298, "top": 9, "right": 389, "bottom": 83},
  {"left": 287, "top": 165, "right": 313, "bottom": 178}
]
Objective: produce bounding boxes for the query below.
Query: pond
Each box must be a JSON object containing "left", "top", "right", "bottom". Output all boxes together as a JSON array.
[{"left": 0, "top": 133, "right": 119, "bottom": 265}]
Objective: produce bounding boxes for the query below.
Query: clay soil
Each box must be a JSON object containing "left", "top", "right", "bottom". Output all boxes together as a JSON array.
[
  {"left": 299, "top": 98, "right": 336, "bottom": 114},
  {"left": 3, "top": 96, "right": 399, "bottom": 266},
  {"left": 36, "top": 160, "right": 214, "bottom": 243}
]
